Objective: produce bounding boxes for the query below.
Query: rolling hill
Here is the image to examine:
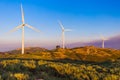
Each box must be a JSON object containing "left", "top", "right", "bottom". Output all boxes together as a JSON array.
[
  {"left": 0, "top": 46, "right": 120, "bottom": 62},
  {"left": 7, "top": 47, "right": 47, "bottom": 54},
  {"left": 0, "top": 46, "right": 120, "bottom": 80}
]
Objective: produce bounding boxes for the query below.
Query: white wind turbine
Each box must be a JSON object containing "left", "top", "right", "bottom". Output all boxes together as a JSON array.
[
  {"left": 58, "top": 20, "right": 72, "bottom": 49},
  {"left": 9, "top": 4, "right": 40, "bottom": 54},
  {"left": 101, "top": 35, "right": 108, "bottom": 48}
]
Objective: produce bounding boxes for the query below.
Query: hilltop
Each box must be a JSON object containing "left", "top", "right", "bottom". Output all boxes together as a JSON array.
[
  {"left": 0, "top": 46, "right": 120, "bottom": 62},
  {"left": 7, "top": 47, "right": 47, "bottom": 54}
]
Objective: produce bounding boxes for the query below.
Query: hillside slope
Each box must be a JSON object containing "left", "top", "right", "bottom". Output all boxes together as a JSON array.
[
  {"left": 7, "top": 47, "right": 47, "bottom": 54},
  {"left": 0, "top": 46, "right": 120, "bottom": 62},
  {"left": 0, "top": 47, "right": 120, "bottom": 80}
]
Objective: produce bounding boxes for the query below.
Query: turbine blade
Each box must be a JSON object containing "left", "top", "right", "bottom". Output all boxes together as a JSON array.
[
  {"left": 100, "top": 35, "right": 104, "bottom": 40},
  {"left": 104, "top": 38, "right": 108, "bottom": 40},
  {"left": 100, "top": 35, "right": 108, "bottom": 40},
  {"left": 25, "top": 24, "right": 40, "bottom": 32},
  {"left": 7, "top": 25, "right": 22, "bottom": 34},
  {"left": 58, "top": 20, "right": 64, "bottom": 30},
  {"left": 21, "top": 4, "right": 25, "bottom": 24},
  {"left": 65, "top": 29, "right": 72, "bottom": 32}
]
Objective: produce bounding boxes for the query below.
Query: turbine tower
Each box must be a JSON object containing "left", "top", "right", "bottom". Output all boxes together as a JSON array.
[
  {"left": 9, "top": 4, "right": 40, "bottom": 54},
  {"left": 101, "top": 35, "right": 108, "bottom": 48},
  {"left": 58, "top": 20, "right": 72, "bottom": 49}
]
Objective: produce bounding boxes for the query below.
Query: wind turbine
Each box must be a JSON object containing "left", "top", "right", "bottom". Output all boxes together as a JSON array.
[
  {"left": 101, "top": 35, "right": 108, "bottom": 48},
  {"left": 58, "top": 20, "right": 72, "bottom": 49},
  {"left": 9, "top": 4, "right": 40, "bottom": 54}
]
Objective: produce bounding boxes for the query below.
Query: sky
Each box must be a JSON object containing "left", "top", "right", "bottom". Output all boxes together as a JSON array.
[{"left": 0, "top": 0, "right": 120, "bottom": 51}]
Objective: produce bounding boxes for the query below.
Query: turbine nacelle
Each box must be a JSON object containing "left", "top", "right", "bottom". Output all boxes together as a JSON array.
[
  {"left": 9, "top": 24, "right": 40, "bottom": 33},
  {"left": 58, "top": 20, "right": 72, "bottom": 49},
  {"left": 100, "top": 35, "right": 108, "bottom": 41},
  {"left": 100, "top": 35, "right": 109, "bottom": 48},
  {"left": 58, "top": 20, "right": 72, "bottom": 32},
  {"left": 22, "top": 24, "right": 25, "bottom": 26}
]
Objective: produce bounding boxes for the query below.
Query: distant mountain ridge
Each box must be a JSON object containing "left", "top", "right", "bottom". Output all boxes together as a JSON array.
[{"left": 69, "top": 35, "right": 120, "bottom": 49}]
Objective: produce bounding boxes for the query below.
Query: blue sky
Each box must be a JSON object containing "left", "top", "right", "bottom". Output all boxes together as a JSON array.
[{"left": 0, "top": 0, "right": 120, "bottom": 51}]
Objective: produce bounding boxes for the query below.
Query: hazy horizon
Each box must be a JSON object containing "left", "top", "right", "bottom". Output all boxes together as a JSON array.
[{"left": 0, "top": 34, "right": 120, "bottom": 52}]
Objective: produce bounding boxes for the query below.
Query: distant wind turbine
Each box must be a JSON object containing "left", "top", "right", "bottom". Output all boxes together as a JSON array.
[
  {"left": 9, "top": 4, "right": 40, "bottom": 54},
  {"left": 101, "top": 35, "right": 108, "bottom": 48},
  {"left": 58, "top": 20, "right": 72, "bottom": 49}
]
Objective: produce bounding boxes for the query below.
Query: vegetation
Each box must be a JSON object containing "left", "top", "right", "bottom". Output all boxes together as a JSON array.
[{"left": 0, "top": 46, "right": 120, "bottom": 80}]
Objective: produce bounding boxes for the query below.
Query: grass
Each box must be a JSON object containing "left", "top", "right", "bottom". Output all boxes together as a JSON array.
[{"left": 0, "top": 46, "right": 120, "bottom": 80}]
